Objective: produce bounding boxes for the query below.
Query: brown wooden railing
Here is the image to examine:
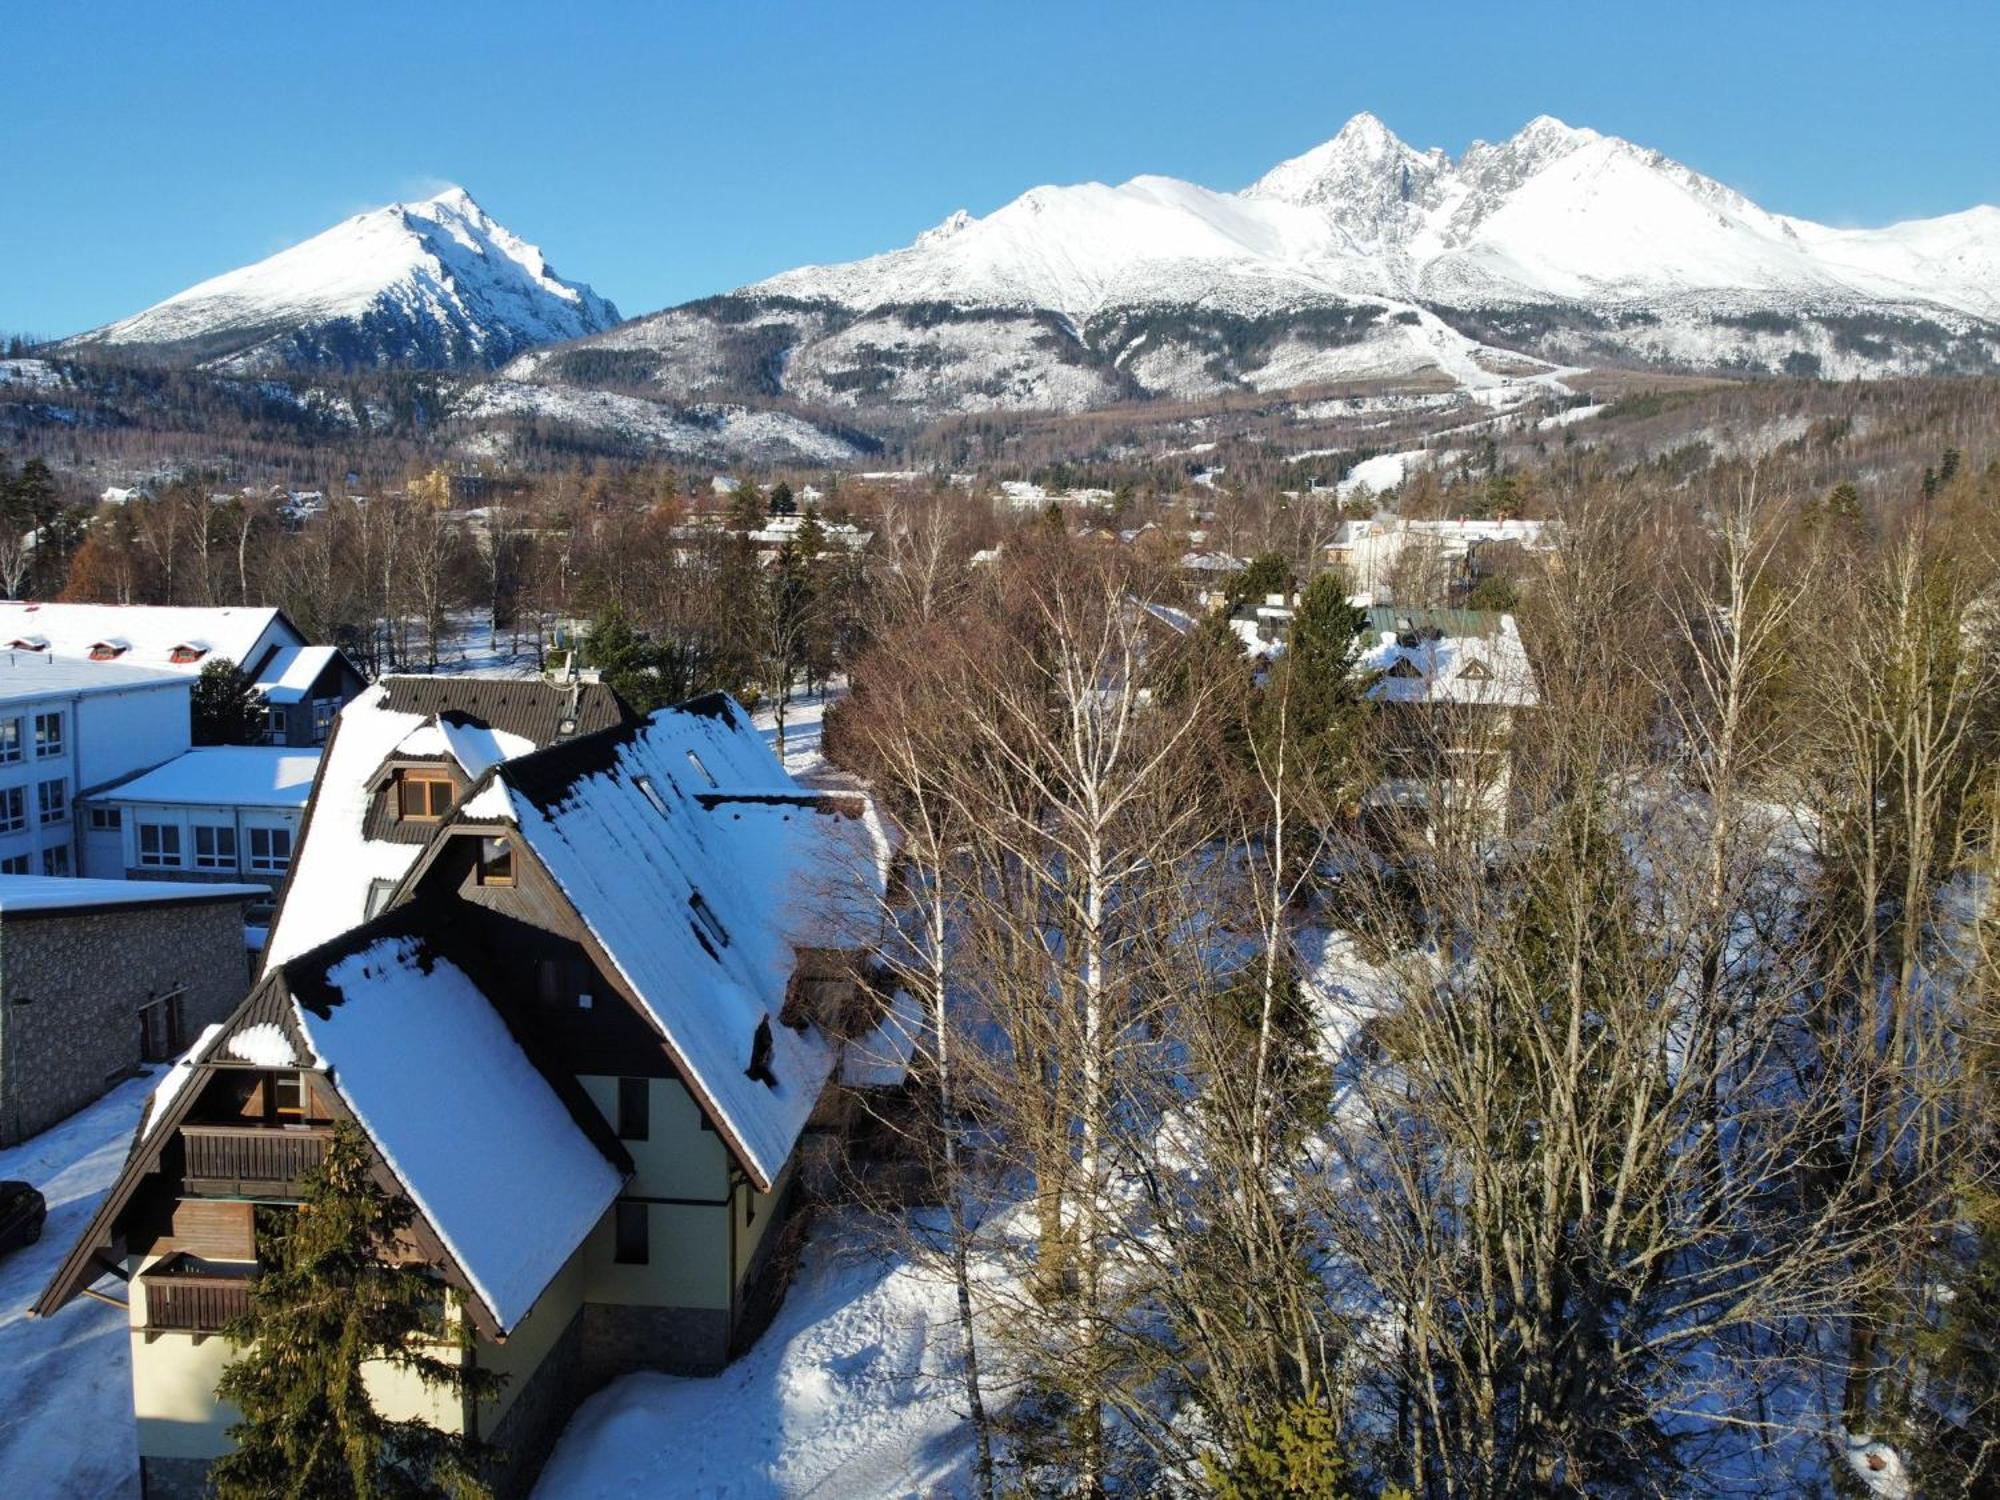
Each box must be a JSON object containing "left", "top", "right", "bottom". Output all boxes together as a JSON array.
[
  {"left": 141, "top": 1256, "right": 254, "bottom": 1333},
  {"left": 181, "top": 1122, "right": 332, "bottom": 1198}
]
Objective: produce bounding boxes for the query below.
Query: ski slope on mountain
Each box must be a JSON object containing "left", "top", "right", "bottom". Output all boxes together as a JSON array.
[{"left": 67, "top": 188, "right": 620, "bottom": 371}]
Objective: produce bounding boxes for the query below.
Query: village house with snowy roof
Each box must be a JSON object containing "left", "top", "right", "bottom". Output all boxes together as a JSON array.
[
  {"left": 1357, "top": 607, "right": 1540, "bottom": 834},
  {"left": 0, "top": 602, "right": 365, "bottom": 748},
  {"left": 37, "top": 682, "right": 903, "bottom": 1500}
]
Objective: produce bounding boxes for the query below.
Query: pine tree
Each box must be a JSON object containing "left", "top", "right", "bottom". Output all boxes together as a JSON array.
[
  {"left": 191, "top": 658, "right": 267, "bottom": 745},
  {"left": 1202, "top": 1392, "right": 1379, "bottom": 1500},
  {"left": 213, "top": 1122, "right": 502, "bottom": 1499}
]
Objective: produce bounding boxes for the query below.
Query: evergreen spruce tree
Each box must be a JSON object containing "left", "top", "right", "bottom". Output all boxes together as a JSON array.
[
  {"left": 213, "top": 1122, "right": 502, "bottom": 1499},
  {"left": 191, "top": 658, "right": 268, "bottom": 745},
  {"left": 1202, "top": 1391, "right": 1386, "bottom": 1500}
]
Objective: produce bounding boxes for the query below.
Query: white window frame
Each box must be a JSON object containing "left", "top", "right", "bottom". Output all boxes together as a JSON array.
[
  {"left": 0, "top": 718, "right": 21, "bottom": 765},
  {"left": 137, "top": 821, "right": 182, "bottom": 868},
  {"left": 247, "top": 824, "right": 293, "bottom": 873},
  {"left": 36, "top": 778, "right": 65, "bottom": 826},
  {"left": 0, "top": 786, "right": 24, "bottom": 834},
  {"left": 40, "top": 845, "right": 68, "bottom": 876},
  {"left": 192, "top": 824, "right": 237, "bottom": 871},
  {"left": 32, "top": 711, "right": 63, "bottom": 758}
]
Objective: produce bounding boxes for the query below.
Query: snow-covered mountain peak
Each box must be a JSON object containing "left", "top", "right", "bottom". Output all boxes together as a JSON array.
[
  {"left": 67, "top": 188, "right": 621, "bottom": 371},
  {"left": 915, "top": 209, "right": 975, "bottom": 248}
]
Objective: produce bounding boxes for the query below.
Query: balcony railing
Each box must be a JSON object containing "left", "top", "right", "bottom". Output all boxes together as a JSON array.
[
  {"left": 141, "top": 1255, "right": 254, "bottom": 1334},
  {"left": 181, "top": 1122, "right": 332, "bottom": 1199}
]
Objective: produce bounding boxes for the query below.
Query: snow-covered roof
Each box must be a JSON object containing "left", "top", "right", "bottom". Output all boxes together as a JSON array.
[
  {"left": 289, "top": 934, "right": 622, "bottom": 1332},
  {"left": 254, "top": 645, "right": 343, "bottom": 704},
  {"left": 97, "top": 746, "right": 319, "bottom": 809},
  {"left": 1359, "top": 609, "right": 1539, "bottom": 708},
  {"left": 0, "top": 874, "right": 266, "bottom": 916},
  {"left": 468, "top": 695, "right": 883, "bottom": 1190},
  {"left": 265, "top": 676, "right": 631, "bottom": 968},
  {"left": 0, "top": 651, "right": 189, "bottom": 702},
  {"left": 0, "top": 602, "right": 298, "bottom": 677}
]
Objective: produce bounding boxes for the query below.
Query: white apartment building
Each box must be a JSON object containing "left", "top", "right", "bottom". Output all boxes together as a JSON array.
[
  {"left": 0, "top": 655, "right": 192, "bottom": 879},
  {"left": 80, "top": 746, "right": 318, "bottom": 899}
]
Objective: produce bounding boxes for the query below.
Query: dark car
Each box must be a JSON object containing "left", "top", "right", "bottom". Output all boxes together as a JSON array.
[{"left": 0, "top": 1180, "right": 46, "bottom": 1254}]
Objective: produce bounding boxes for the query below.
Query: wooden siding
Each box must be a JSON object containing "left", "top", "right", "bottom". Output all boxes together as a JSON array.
[{"left": 166, "top": 1200, "right": 255, "bottom": 1262}]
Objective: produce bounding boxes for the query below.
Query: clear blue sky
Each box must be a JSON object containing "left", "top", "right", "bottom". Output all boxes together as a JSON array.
[{"left": 6, "top": 0, "right": 1997, "bottom": 338}]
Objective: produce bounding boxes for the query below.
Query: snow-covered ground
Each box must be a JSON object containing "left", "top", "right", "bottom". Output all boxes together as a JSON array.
[
  {"left": 0, "top": 1075, "right": 156, "bottom": 1500},
  {"left": 536, "top": 1219, "right": 983, "bottom": 1500}
]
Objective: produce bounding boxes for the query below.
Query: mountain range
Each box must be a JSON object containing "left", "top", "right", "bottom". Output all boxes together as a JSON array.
[{"left": 54, "top": 116, "right": 2000, "bottom": 439}]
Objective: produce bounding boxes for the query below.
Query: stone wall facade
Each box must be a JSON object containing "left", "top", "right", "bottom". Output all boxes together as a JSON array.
[
  {"left": 0, "top": 897, "right": 250, "bottom": 1144},
  {"left": 486, "top": 1307, "right": 587, "bottom": 1500},
  {"left": 138, "top": 1455, "right": 210, "bottom": 1500}
]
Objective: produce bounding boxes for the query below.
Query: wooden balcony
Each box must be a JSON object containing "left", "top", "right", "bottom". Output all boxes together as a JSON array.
[
  {"left": 181, "top": 1122, "right": 332, "bottom": 1199},
  {"left": 141, "top": 1254, "right": 254, "bottom": 1335}
]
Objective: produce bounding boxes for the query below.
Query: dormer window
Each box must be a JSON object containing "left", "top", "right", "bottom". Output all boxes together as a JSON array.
[
  {"left": 396, "top": 769, "right": 455, "bottom": 822},
  {"left": 10, "top": 635, "right": 47, "bottom": 652},
  {"left": 476, "top": 836, "right": 514, "bottom": 887},
  {"left": 89, "top": 639, "right": 130, "bottom": 661},
  {"left": 1386, "top": 658, "right": 1424, "bottom": 679},
  {"left": 1457, "top": 659, "right": 1491, "bottom": 680},
  {"left": 169, "top": 642, "right": 209, "bottom": 665}
]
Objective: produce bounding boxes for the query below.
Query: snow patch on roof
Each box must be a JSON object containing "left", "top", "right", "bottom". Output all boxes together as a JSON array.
[
  {"left": 141, "top": 1024, "right": 226, "bottom": 1142},
  {"left": 296, "top": 936, "right": 621, "bottom": 1332},
  {"left": 255, "top": 645, "right": 342, "bottom": 704},
  {"left": 493, "top": 698, "right": 878, "bottom": 1189},
  {"left": 102, "top": 747, "right": 319, "bottom": 810},
  {"left": 225, "top": 1021, "right": 298, "bottom": 1069},
  {"left": 0, "top": 874, "right": 265, "bottom": 915},
  {"left": 0, "top": 603, "right": 291, "bottom": 675},
  {"left": 439, "top": 716, "right": 536, "bottom": 779}
]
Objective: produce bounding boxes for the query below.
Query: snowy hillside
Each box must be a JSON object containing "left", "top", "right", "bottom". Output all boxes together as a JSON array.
[
  {"left": 65, "top": 188, "right": 621, "bottom": 372},
  {"left": 516, "top": 113, "right": 2000, "bottom": 421}
]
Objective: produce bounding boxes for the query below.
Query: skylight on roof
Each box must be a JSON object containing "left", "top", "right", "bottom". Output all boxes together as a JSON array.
[
  {"left": 634, "top": 774, "right": 670, "bottom": 817},
  {"left": 685, "top": 750, "right": 717, "bottom": 788},
  {"left": 689, "top": 892, "right": 731, "bottom": 951}
]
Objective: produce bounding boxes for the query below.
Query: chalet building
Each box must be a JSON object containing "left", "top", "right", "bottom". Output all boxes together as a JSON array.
[
  {"left": 0, "top": 875, "right": 263, "bottom": 1144},
  {"left": 80, "top": 747, "right": 319, "bottom": 906},
  {"left": 38, "top": 690, "right": 899, "bottom": 1500},
  {"left": 1357, "top": 607, "right": 1539, "bottom": 834},
  {"left": 262, "top": 674, "right": 634, "bottom": 967},
  {"left": 0, "top": 653, "right": 194, "bottom": 879},
  {"left": 0, "top": 603, "right": 365, "bottom": 747}
]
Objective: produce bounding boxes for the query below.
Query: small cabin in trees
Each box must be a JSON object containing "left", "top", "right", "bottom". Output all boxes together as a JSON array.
[{"left": 38, "top": 691, "right": 900, "bottom": 1500}]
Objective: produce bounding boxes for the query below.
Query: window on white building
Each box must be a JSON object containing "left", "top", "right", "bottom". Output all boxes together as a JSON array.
[
  {"left": 138, "top": 822, "right": 182, "bottom": 868},
  {"left": 0, "top": 718, "right": 21, "bottom": 765},
  {"left": 0, "top": 787, "right": 24, "bottom": 834},
  {"left": 192, "top": 825, "right": 237, "bottom": 871},
  {"left": 37, "top": 779, "right": 65, "bottom": 826},
  {"left": 32, "top": 711, "right": 63, "bottom": 758},
  {"left": 88, "top": 807, "right": 120, "bottom": 831},
  {"left": 248, "top": 826, "right": 293, "bottom": 873},
  {"left": 0, "top": 854, "right": 28, "bottom": 875},
  {"left": 311, "top": 697, "right": 339, "bottom": 744},
  {"left": 41, "top": 846, "right": 68, "bottom": 876}
]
